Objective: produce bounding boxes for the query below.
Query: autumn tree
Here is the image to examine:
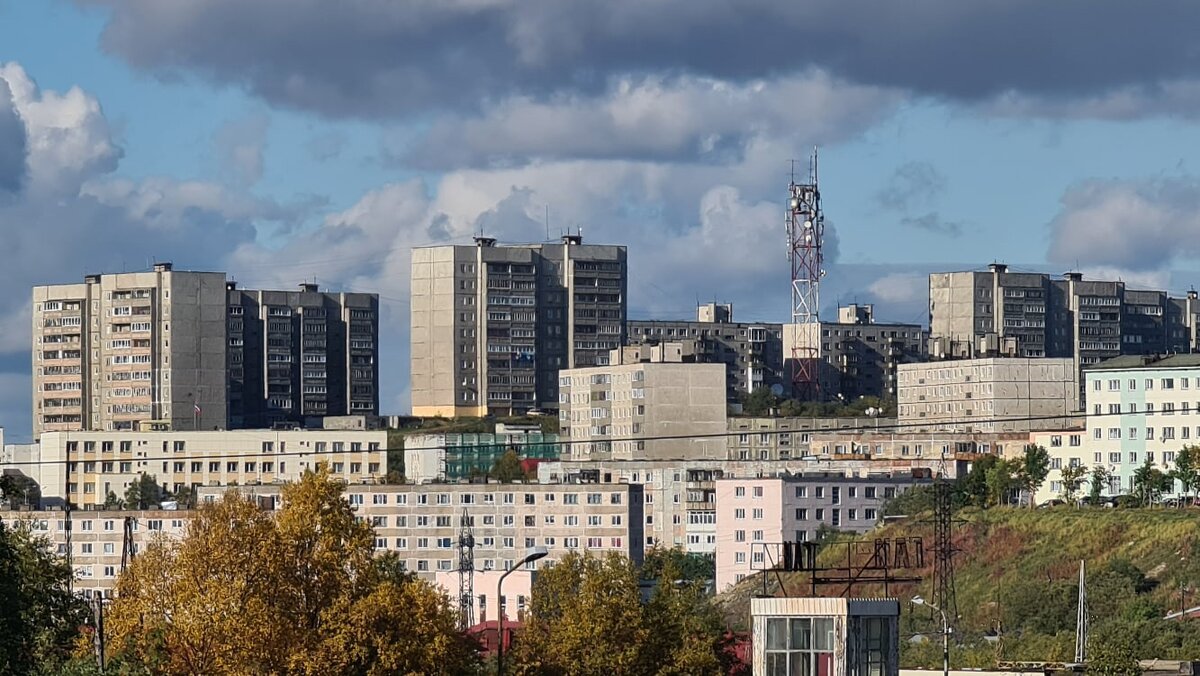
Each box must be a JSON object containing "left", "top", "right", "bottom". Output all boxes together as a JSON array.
[{"left": 104, "top": 467, "right": 478, "bottom": 675}]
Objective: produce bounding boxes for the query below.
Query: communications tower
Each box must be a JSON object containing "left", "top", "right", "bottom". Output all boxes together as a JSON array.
[
  {"left": 457, "top": 508, "right": 475, "bottom": 630},
  {"left": 786, "top": 149, "right": 825, "bottom": 399}
]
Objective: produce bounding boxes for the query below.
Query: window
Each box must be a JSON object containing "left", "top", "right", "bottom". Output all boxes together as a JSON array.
[{"left": 764, "top": 617, "right": 836, "bottom": 676}]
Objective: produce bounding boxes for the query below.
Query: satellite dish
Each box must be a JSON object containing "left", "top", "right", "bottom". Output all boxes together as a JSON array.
[{"left": 770, "top": 384, "right": 785, "bottom": 396}]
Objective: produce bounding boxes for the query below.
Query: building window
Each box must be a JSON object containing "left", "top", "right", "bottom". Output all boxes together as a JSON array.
[{"left": 764, "top": 617, "right": 835, "bottom": 676}]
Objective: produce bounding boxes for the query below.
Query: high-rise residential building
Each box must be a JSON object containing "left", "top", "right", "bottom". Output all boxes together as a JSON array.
[
  {"left": 33, "top": 265, "right": 380, "bottom": 439},
  {"left": 628, "top": 303, "right": 785, "bottom": 402},
  {"left": 410, "top": 235, "right": 627, "bottom": 417},
  {"left": 557, "top": 344, "right": 727, "bottom": 462},
  {"left": 226, "top": 283, "right": 379, "bottom": 428},
  {"left": 32, "top": 264, "right": 229, "bottom": 439},
  {"left": 929, "top": 265, "right": 1200, "bottom": 367},
  {"left": 897, "top": 357, "right": 1079, "bottom": 433}
]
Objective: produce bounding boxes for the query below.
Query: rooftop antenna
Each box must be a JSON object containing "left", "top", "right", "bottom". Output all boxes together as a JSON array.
[{"left": 545, "top": 205, "right": 551, "bottom": 242}]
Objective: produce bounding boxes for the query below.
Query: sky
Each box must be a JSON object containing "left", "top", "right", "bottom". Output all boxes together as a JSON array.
[{"left": 4, "top": 1, "right": 1200, "bottom": 441}]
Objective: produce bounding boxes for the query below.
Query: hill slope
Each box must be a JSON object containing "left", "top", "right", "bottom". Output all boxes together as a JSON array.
[{"left": 716, "top": 507, "right": 1200, "bottom": 667}]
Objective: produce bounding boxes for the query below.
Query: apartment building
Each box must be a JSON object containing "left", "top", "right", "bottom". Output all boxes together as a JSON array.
[
  {"left": 1080, "top": 354, "right": 1200, "bottom": 498},
  {"left": 32, "top": 263, "right": 228, "bottom": 439},
  {"left": 807, "top": 429, "right": 1028, "bottom": 461},
  {"left": 403, "top": 427, "right": 561, "bottom": 484},
  {"left": 897, "top": 357, "right": 1079, "bottom": 432},
  {"left": 34, "top": 428, "right": 389, "bottom": 508},
  {"left": 410, "top": 235, "right": 627, "bottom": 418},
  {"left": 1024, "top": 428, "right": 1088, "bottom": 505},
  {"left": 211, "top": 481, "right": 645, "bottom": 579},
  {"left": 0, "top": 508, "right": 188, "bottom": 599},
  {"left": 929, "top": 265, "right": 1200, "bottom": 368},
  {"left": 539, "top": 456, "right": 957, "bottom": 556},
  {"left": 226, "top": 283, "right": 379, "bottom": 427},
  {"left": 714, "top": 472, "right": 930, "bottom": 590},
  {"left": 628, "top": 303, "right": 785, "bottom": 402},
  {"left": 725, "top": 416, "right": 897, "bottom": 461},
  {"left": 558, "top": 344, "right": 726, "bottom": 462}
]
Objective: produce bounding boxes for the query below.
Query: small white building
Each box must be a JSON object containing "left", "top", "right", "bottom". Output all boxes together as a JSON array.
[{"left": 751, "top": 597, "right": 899, "bottom": 676}]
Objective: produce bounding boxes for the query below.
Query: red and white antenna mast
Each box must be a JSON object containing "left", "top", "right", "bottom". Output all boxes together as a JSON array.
[{"left": 787, "top": 148, "right": 824, "bottom": 399}]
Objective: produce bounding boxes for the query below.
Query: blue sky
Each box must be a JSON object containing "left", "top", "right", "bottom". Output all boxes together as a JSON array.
[{"left": 3, "top": 0, "right": 1200, "bottom": 440}]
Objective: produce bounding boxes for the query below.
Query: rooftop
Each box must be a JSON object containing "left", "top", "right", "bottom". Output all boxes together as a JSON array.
[{"left": 1089, "top": 354, "right": 1200, "bottom": 371}]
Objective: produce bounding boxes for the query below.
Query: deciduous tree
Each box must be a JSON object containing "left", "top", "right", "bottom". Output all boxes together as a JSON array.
[
  {"left": 122, "top": 473, "right": 162, "bottom": 510},
  {"left": 1060, "top": 464, "right": 1089, "bottom": 504},
  {"left": 1018, "top": 445, "right": 1051, "bottom": 507},
  {"left": 1172, "top": 446, "right": 1200, "bottom": 503},
  {"left": 491, "top": 449, "right": 526, "bottom": 483}
]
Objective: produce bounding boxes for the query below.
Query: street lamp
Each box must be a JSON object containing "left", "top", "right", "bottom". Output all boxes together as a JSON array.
[
  {"left": 912, "top": 596, "right": 949, "bottom": 676},
  {"left": 496, "top": 546, "right": 548, "bottom": 676}
]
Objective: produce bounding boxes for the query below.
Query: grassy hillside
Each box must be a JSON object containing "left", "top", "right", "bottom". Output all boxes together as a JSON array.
[{"left": 716, "top": 506, "right": 1200, "bottom": 667}]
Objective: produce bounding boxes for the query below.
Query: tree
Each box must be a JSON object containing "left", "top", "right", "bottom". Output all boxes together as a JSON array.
[
  {"left": 123, "top": 473, "right": 163, "bottom": 510},
  {"left": 491, "top": 449, "right": 526, "bottom": 483},
  {"left": 985, "top": 458, "right": 1020, "bottom": 507},
  {"left": 739, "top": 387, "right": 781, "bottom": 416},
  {"left": 1018, "top": 444, "right": 1051, "bottom": 508},
  {"left": 1060, "top": 464, "right": 1089, "bottom": 504},
  {"left": 101, "top": 490, "right": 122, "bottom": 509},
  {"left": 1089, "top": 466, "right": 1112, "bottom": 505},
  {"left": 104, "top": 467, "right": 478, "bottom": 674},
  {"left": 0, "top": 520, "right": 90, "bottom": 674},
  {"left": 169, "top": 484, "right": 196, "bottom": 509},
  {"left": 641, "top": 547, "right": 715, "bottom": 584},
  {"left": 1132, "top": 458, "right": 1168, "bottom": 507},
  {"left": 1173, "top": 446, "right": 1200, "bottom": 503}
]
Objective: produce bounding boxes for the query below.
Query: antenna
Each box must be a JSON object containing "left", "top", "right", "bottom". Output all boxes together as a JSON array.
[
  {"left": 786, "top": 147, "right": 825, "bottom": 400},
  {"left": 457, "top": 508, "right": 476, "bottom": 630},
  {"left": 545, "top": 205, "right": 550, "bottom": 242}
]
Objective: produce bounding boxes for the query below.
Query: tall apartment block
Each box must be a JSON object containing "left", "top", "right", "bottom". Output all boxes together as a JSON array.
[
  {"left": 32, "top": 264, "right": 228, "bottom": 439},
  {"left": 227, "top": 283, "right": 379, "bottom": 428},
  {"left": 929, "top": 264, "right": 1200, "bottom": 367},
  {"left": 811, "top": 304, "right": 928, "bottom": 400},
  {"left": 410, "top": 235, "right": 627, "bottom": 417},
  {"left": 627, "top": 303, "right": 785, "bottom": 402},
  {"left": 33, "top": 265, "right": 379, "bottom": 438}
]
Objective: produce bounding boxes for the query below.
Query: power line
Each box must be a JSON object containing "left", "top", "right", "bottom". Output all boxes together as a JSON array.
[{"left": 1, "top": 406, "right": 1179, "bottom": 470}]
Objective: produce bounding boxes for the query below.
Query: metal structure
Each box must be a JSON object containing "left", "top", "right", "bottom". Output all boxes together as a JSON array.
[
  {"left": 120, "top": 516, "right": 136, "bottom": 573},
  {"left": 1075, "top": 561, "right": 1088, "bottom": 663},
  {"left": 786, "top": 149, "right": 825, "bottom": 400},
  {"left": 751, "top": 537, "right": 924, "bottom": 598},
  {"left": 457, "top": 508, "right": 475, "bottom": 630},
  {"left": 932, "top": 453, "right": 959, "bottom": 634}
]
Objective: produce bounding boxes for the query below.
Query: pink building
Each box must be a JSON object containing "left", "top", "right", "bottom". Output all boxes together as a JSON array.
[{"left": 715, "top": 472, "right": 930, "bottom": 591}]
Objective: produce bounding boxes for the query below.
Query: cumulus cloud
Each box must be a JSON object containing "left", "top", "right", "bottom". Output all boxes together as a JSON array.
[
  {"left": 77, "top": 0, "right": 1200, "bottom": 120},
  {"left": 404, "top": 73, "right": 900, "bottom": 169},
  {"left": 0, "top": 78, "right": 25, "bottom": 194},
  {"left": 0, "top": 62, "right": 121, "bottom": 195},
  {"left": 867, "top": 272, "right": 928, "bottom": 305},
  {"left": 1046, "top": 177, "right": 1200, "bottom": 271},
  {"left": 214, "top": 113, "right": 269, "bottom": 185}
]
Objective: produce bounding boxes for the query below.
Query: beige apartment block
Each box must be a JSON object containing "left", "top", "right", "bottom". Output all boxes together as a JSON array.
[
  {"left": 726, "top": 417, "right": 897, "bottom": 461},
  {"left": 32, "top": 263, "right": 228, "bottom": 439},
  {"left": 410, "top": 236, "right": 627, "bottom": 418},
  {"left": 0, "top": 509, "right": 188, "bottom": 599},
  {"left": 557, "top": 345, "right": 726, "bottom": 462},
  {"left": 208, "top": 481, "right": 645, "bottom": 580},
  {"left": 897, "top": 357, "right": 1079, "bottom": 433},
  {"left": 36, "top": 429, "right": 388, "bottom": 508}
]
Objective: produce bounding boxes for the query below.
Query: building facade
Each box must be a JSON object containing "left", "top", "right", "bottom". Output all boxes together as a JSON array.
[
  {"left": 403, "top": 428, "right": 561, "bottom": 484},
  {"left": 33, "top": 264, "right": 229, "bottom": 439},
  {"left": 558, "top": 345, "right": 727, "bottom": 462},
  {"left": 410, "top": 236, "right": 627, "bottom": 418},
  {"left": 726, "top": 417, "right": 897, "bottom": 461},
  {"left": 929, "top": 265, "right": 1200, "bottom": 367},
  {"left": 898, "top": 357, "right": 1079, "bottom": 432},
  {"left": 627, "top": 303, "right": 785, "bottom": 402},
  {"left": 226, "top": 283, "right": 379, "bottom": 427},
  {"left": 714, "top": 472, "right": 930, "bottom": 590},
  {"left": 35, "top": 428, "right": 389, "bottom": 508}
]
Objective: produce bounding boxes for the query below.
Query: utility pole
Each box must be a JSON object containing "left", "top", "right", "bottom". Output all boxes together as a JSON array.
[
  {"left": 92, "top": 597, "right": 106, "bottom": 672},
  {"left": 1075, "top": 560, "right": 1087, "bottom": 663},
  {"left": 933, "top": 450, "right": 959, "bottom": 634},
  {"left": 121, "top": 516, "right": 136, "bottom": 573}
]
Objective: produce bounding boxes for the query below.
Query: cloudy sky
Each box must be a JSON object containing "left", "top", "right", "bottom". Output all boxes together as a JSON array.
[{"left": 4, "top": 1, "right": 1200, "bottom": 440}]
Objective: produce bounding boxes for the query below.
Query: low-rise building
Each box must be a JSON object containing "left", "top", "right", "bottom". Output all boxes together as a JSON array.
[
  {"left": 403, "top": 428, "right": 561, "bottom": 484},
  {"left": 714, "top": 472, "right": 931, "bottom": 591},
  {"left": 35, "top": 428, "right": 390, "bottom": 508},
  {"left": 898, "top": 357, "right": 1079, "bottom": 433},
  {"left": 725, "top": 417, "right": 896, "bottom": 461},
  {"left": 751, "top": 597, "right": 899, "bottom": 676},
  {"left": 558, "top": 345, "right": 726, "bottom": 461}
]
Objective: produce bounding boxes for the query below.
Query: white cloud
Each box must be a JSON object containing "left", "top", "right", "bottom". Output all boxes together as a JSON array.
[{"left": 867, "top": 273, "right": 927, "bottom": 305}]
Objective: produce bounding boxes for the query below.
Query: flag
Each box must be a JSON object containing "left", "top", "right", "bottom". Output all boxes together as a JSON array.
[{"left": 194, "top": 402, "right": 202, "bottom": 415}]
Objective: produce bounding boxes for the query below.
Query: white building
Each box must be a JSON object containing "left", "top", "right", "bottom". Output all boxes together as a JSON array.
[
  {"left": 898, "top": 357, "right": 1079, "bottom": 432},
  {"left": 558, "top": 344, "right": 727, "bottom": 462}
]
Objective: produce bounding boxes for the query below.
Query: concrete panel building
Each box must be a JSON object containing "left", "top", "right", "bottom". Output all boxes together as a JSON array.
[
  {"left": 35, "top": 428, "right": 388, "bottom": 508},
  {"left": 33, "top": 263, "right": 229, "bottom": 439},
  {"left": 226, "top": 283, "right": 379, "bottom": 427},
  {"left": 1024, "top": 428, "right": 1088, "bottom": 505},
  {"left": 628, "top": 303, "right": 785, "bottom": 402},
  {"left": 929, "top": 265, "right": 1200, "bottom": 368},
  {"left": 1079, "top": 355, "right": 1200, "bottom": 498},
  {"left": 557, "top": 345, "right": 727, "bottom": 462},
  {"left": 726, "top": 416, "right": 897, "bottom": 461},
  {"left": 410, "top": 235, "right": 627, "bottom": 418},
  {"left": 403, "top": 428, "right": 561, "bottom": 484},
  {"left": 715, "top": 472, "right": 930, "bottom": 590},
  {"left": 898, "top": 357, "right": 1079, "bottom": 432}
]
